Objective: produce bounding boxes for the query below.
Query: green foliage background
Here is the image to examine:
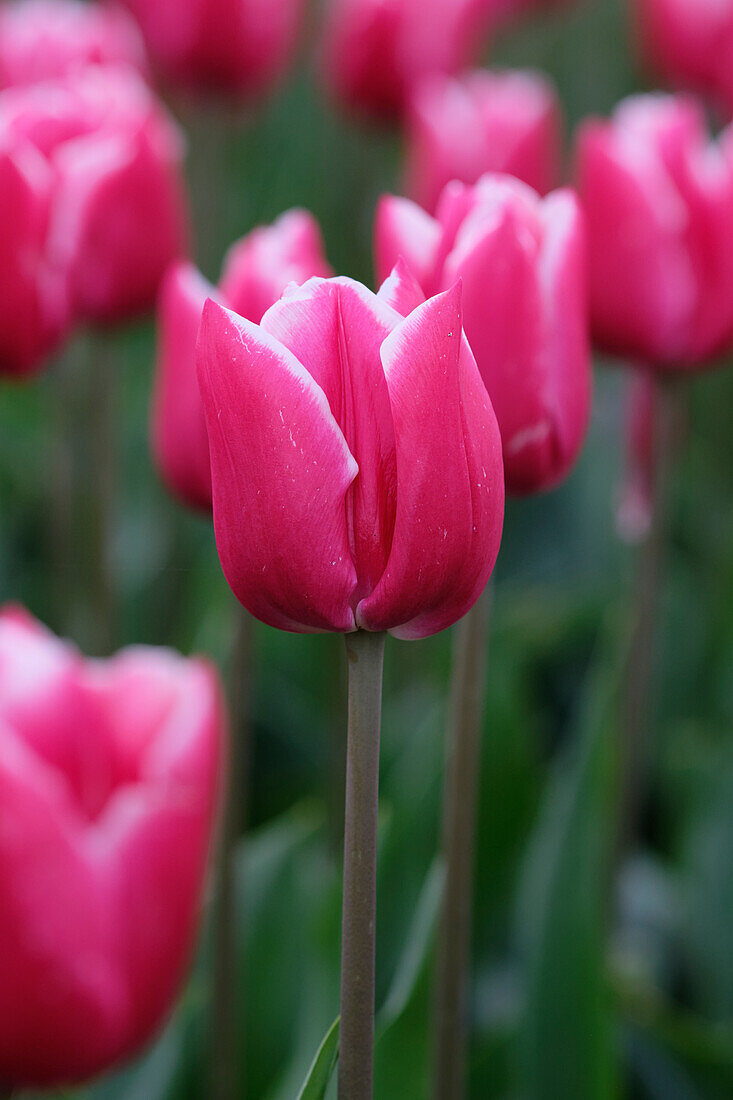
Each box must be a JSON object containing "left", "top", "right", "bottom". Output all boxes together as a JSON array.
[{"left": 3, "top": 0, "right": 733, "bottom": 1096}]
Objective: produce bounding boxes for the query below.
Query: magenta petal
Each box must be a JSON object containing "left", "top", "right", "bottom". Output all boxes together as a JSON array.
[
  {"left": 151, "top": 263, "right": 215, "bottom": 512},
  {"left": 261, "top": 277, "right": 399, "bottom": 598},
  {"left": 197, "top": 299, "right": 358, "bottom": 633},
  {"left": 374, "top": 194, "right": 441, "bottom": 293},
  {"left": 358, "top": 284, "right": 504, "bottom": 638},
  {"left": 377, "top": 258, "right": 426, "bottom": 316},
  {"left": 218, "top": 208, "right": 332, "bottom": 325}
]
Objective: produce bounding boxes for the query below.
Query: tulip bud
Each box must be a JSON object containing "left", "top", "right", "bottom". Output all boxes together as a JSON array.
[
  {"left": 575, "top": 94, "right": 733, "bottom": 370},
  {"left": 375, "top": 174, "right": 591, "bottom": 495},
  {"left": 321, "top": 0, "right": 493, "bottom": 119},
  {"left": 0, "top": 140, "right": 69, "bottom": 376},
  {"left": 196, "top": 274, "right": 505, "bottom": 636},
  {"left": 151, "top": 209, "right": 332, "bottom": 512},
  {"left": 404, "top": 69, "right": 562, "bottom": 214},
  {"left": 1, "top": 67, "right": 190, "bottom": 326},
  {"left": 636, "top": 0, "right": 733, "bottom": 120},
  {"left": 0, "top": 605, "right": 224, "bottom": 1088},
  {"left": 120, "top": 0, "right": 304, "bottom": 96},
  {"left": 0, "top": 0, "right": 148, "bottom": 89}
]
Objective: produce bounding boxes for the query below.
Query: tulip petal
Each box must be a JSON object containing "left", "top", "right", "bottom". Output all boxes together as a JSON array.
[
  {"left": 0, "top": 722, "right": 127, "bottom": 1086},
  {"left": 197, "top": 299, "right": 358, "bottom": 633},
  {"left": 377, "top": 257, "right": 426, "bottom": 316},
  {"left": 358, "top": 284, "right": 504, "bottom": 638},
  {"left": 374, "top": 194, "right": 441, "bottom": 293},
  {"left": 151, "top": 263, "right": 215, "bottom": 512},
  {"left": 261, "top": 277, "right": 399, "bottom": 598},
  {"left": 219, "top": 208, "right": 332, "bottom": 324}
]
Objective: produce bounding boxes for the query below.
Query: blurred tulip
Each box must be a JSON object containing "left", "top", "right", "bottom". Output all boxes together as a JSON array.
[
  {"left": 321, "top": 0, "right": 494, "bottom": 119},
  {"left": 152, "top": 209, "right": 332, "bottom": 512},
  {"left": 196, "top": 272, "right": 505, "bottom": 636},
  {"left": 0, "top": 140, "right": 69, "bottom": 376},
  {"left": 0, "top": 0, "right": 148, "bottom": 90},
  {"left": 0, "top": 605, "right": 224, "bottom": 1088},
  {"left": 0, "top": 66, "right": 189, "bottom": 326},
  {"left": 375, "top": 174, "right": 591, "bottom": 495},
  {"left": 404, "top": 69, "right": 562, "bottom": 213},
  {"left": 120, "top": 0, "right": 304, "bottom": 96},
  {"left": 575, "top": 94, "right": 733, "bottom": 370},
  {"left": 636, "top": 0, "right": 733, "bottom": 119}
]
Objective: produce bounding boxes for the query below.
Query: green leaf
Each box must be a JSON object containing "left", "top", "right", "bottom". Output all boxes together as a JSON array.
[
  {"left": 373, "top": 859, "right": 444, "bottom": 1099},
  {"left": 377, "top": 858, "right": 444, "bottom": 1032},
  {"left": 517, "top": 618, "right": 621, "bottom": 1100},
  {"left": 295, "top": 1017, "right": 339, "bottom": 1100}
]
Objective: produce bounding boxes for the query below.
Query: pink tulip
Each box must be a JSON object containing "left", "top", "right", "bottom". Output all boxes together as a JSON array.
[
  {"left": 636, "top": 0, "right": 733, "bottom": 119},
  {"left": 375, "top": 175, "right": 591, "bottom": 495},
  {"left": 404, "top": 69, "right": 561, "bottom": 214},
  {"left": 0, "top": 66, "right": 189, "bottom": 326},
  {"left": 0, "top": 605, "right": 224, "bottom": 1088},
  {"left": 575, "top": 94, "right": 733, "bottom": 370},
  {"left": 0, "top": 0, "right": 147, "bottom": 90},
  {"left": 321, "top": 0, "right": 494, "bottom": 119},
  {"left": 120, "top": 0, "right": 303, "bottom": 96},
  {"left": 152, "top": 209, "right": 332, "bottom": 512},
  {"left": 0, "top": 140, "right": 68, "bottom": 376},
  {"left": 196, "top": 271, "right": 505, "bottom": 636}
]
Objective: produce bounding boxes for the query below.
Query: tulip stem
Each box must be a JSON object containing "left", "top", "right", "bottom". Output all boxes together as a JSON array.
[
  {"left": 339, "top": 629, "right": 386, "bottom": 1100},
  {"left": 433, "top": 584, "right": 492, "bottom": 1100},
  {"left": 615, "top": 375, "right": 679, "bottom": 873},
  {"left": 212, "top": 605, "right": 254, "bottom": 1100},
  {"left": 87, "top": 331, "right": 117, "bottom": 654}
]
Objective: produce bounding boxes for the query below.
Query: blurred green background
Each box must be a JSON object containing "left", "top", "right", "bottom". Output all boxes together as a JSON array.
[{"left": 3, "top": 0, "right": 733, "bottom": 1096}]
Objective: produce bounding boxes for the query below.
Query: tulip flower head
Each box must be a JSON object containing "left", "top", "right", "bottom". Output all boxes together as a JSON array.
[
  {"left": 376, "top": 174, "right": 591, "bottom": 495},
  {"left": 0, "top": 66, "right": 189, "bottom": 327},
  {"left": 575, "top": 94, "right": 733, "bottom": 370},
  {"left": 0, "top": 138, "right": 69, "bottom": 376},
  {"left": 636, "top": 0, "right": 733, "bottom": 120},
  {"left": 0, "top": 606, "right": 224, "bottom": 1088},
  {"left": 0, "top": 0, "right": 148, "bottom": 89},
  {"left": 120, "top": 0, "right": 304, "bottom": 96},
  {"left": 404, "top": 69, "right": 562, "bottom": 214},
  {"left": 152, "top": 209, "right": 332, "bottom": 512},
  {"left": 196, "top": 269, "right": 505, "bottom": 636},
  {"left": 321, "top": 0, "right": 494, "bottom": 119}
]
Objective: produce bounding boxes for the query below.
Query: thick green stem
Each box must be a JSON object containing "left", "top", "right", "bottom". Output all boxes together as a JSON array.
[
  {"left": 338, "top": 630, "right": 386, "bottom": 1100},
  {"left": 615, "top": 376, "right": 679, "bottom": 869},
  {"left": 211, "top": 606, "right": 254, "bottom": 1100},
  {"left": 433, "top": 585, "right": 492, "bottom": 1100}
]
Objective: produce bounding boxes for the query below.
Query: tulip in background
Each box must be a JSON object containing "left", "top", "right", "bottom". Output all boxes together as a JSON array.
[
  {"left": 635, "top": 0, "right": 733, "bottom": 121},
  {"left": 321, "top": 0, "right": 494, "bottom": 119},
  {"left": 0, "top": 605, "right": 224, "bottom": 1088},
  {"left": 197, "top": 267, "right": 505, "bottom": 1097},
  {"left": 576, "top": 93, "right": 733, "bottom": 372},
  {"left": 575, "top": 92, "right": 733, "bottom": 893},
  {"left": 0, "top": 65, "right": 189, "bottom": 327},
  {"left": 404, "top": 68, "right": 561, "bottom": 213},
  {"left": 0, "top": 0, "right": 148, "bottom": 89},
  {"left": 152, "top": 209, "right": 332, "bottom": 513},
  {"left": 376, "top": 173, "right": 591, "bottom": 495},
  {"left": 0, "top": 140, "right": 69, "bottom": 377},
  {"left": 376, "top": 172, "right": 591, "bottom": 1098},
  {"left": 120, "top": 0, "right": 304, "bottom": 96}
]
